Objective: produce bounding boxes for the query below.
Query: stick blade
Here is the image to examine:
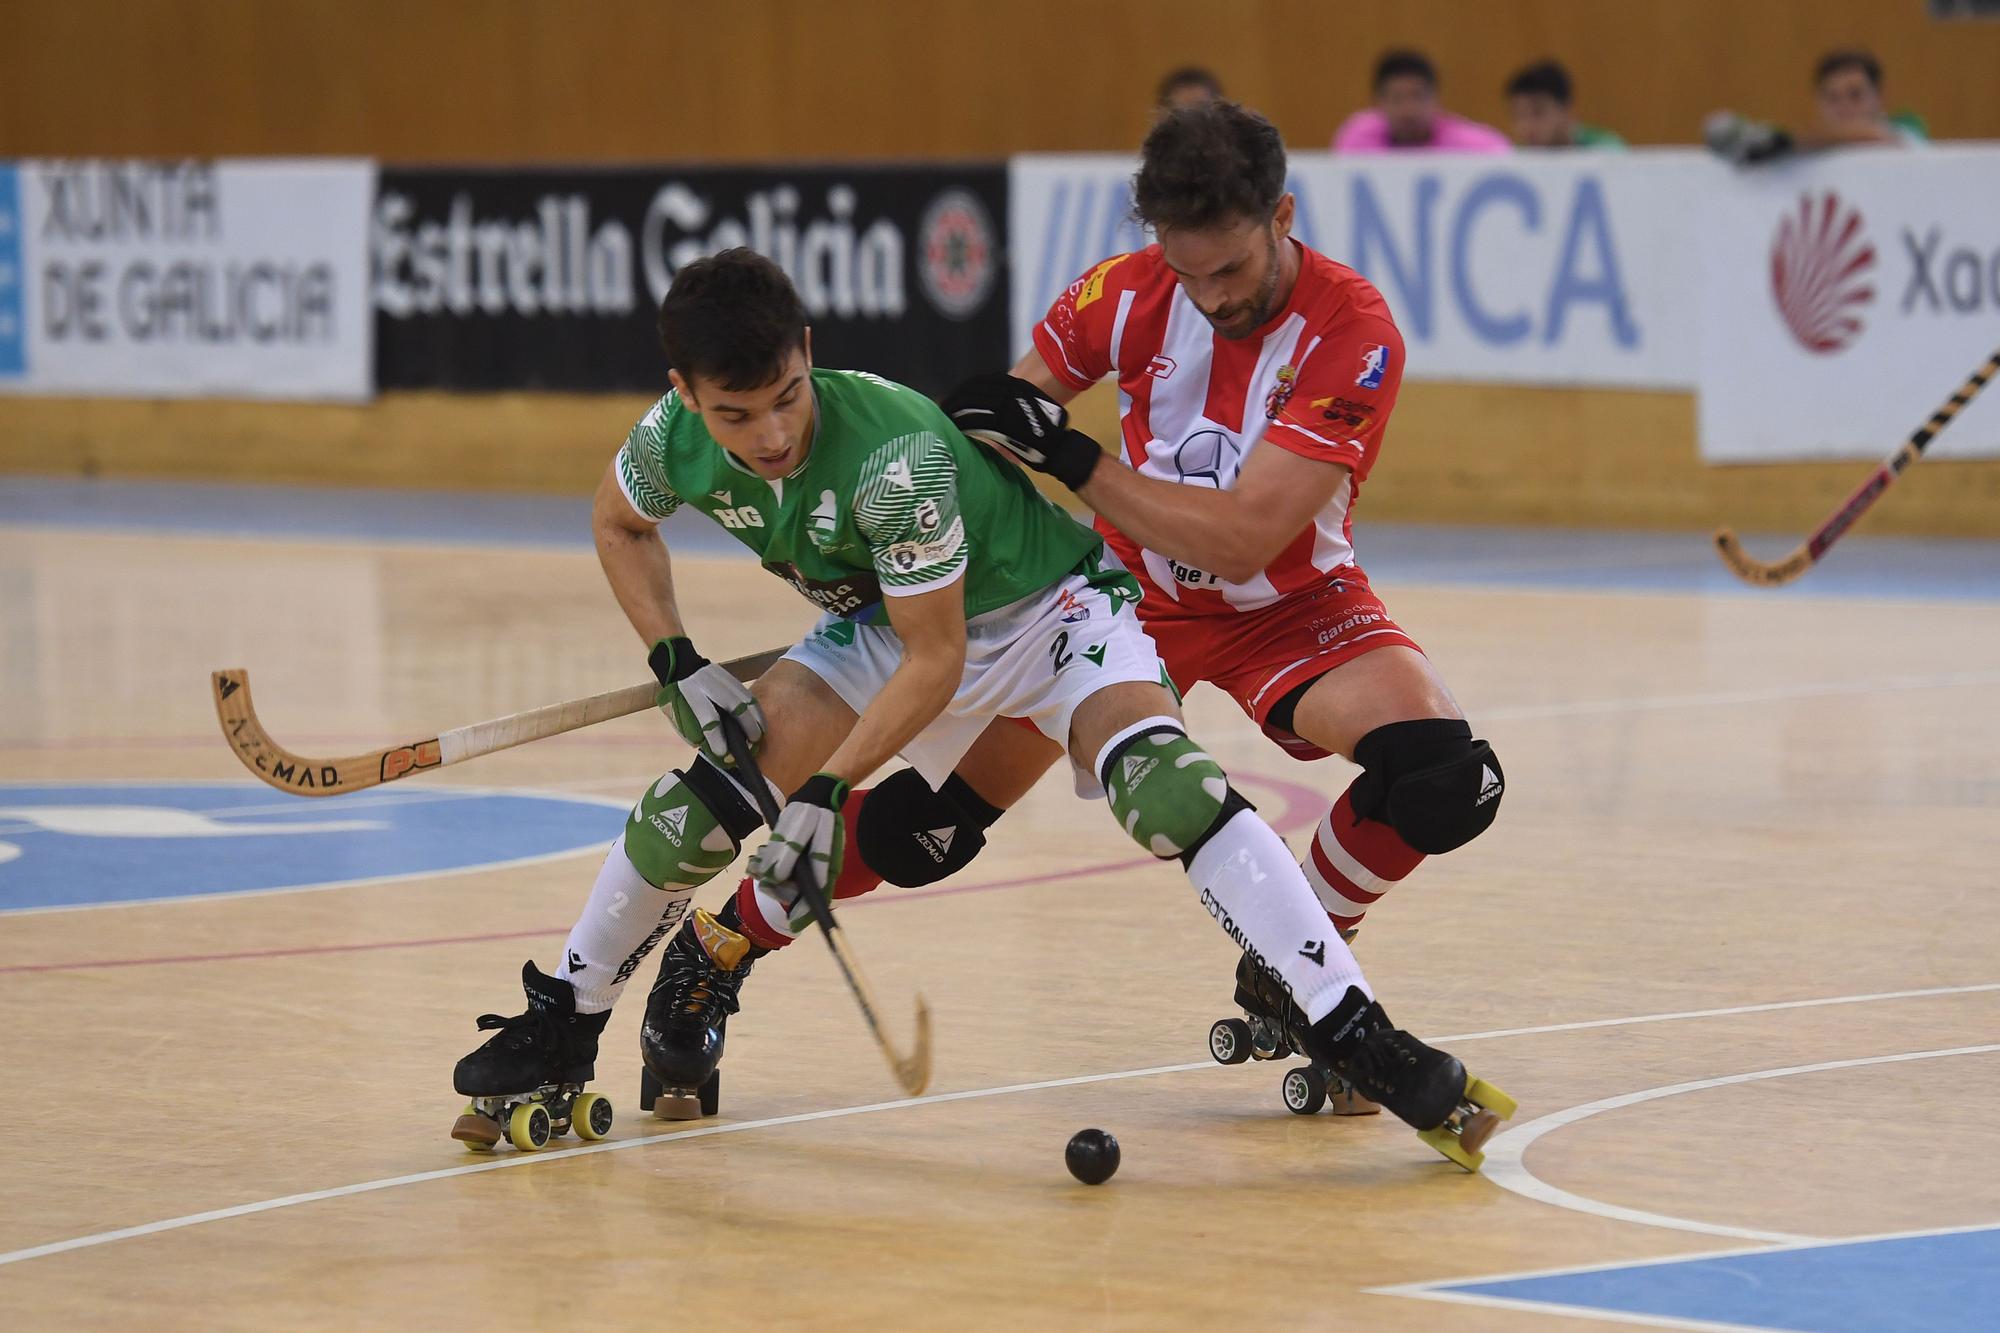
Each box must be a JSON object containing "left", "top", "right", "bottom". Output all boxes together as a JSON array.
[
  {"left": 892, "top": 995, "right": 934, "bottom": 1097},
  {"left": 1713, "top": 528, "right": 1811, "bottom": 588}
]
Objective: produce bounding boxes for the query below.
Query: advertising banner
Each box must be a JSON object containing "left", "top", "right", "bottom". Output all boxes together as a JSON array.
[
  {"left": 373, "top": 166, "right": 1008, "bottom": 395},
  {"left": 0, "top": 159, "right": 374, "bottom": 401},
  {"left": 1011, "top": 151, "right": 1706, "bottom": 390},
  {"left": 1698, "top": 147, "right": 2000, "bottom": 462}
]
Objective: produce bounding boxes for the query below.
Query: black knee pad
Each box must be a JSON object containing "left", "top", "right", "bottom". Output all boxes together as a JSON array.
[
  {"left": 684, "top": 754, "right": 763, "bottom": 843},
  {"left": 853, "top": 769, "right": 997, "bottom": 887},
  {"left": 1350, "top": 719, "right": 1503, "bottom": 855}
]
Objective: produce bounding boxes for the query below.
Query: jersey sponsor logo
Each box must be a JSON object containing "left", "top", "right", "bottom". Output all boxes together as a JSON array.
[
  {"left": 713, "top": 506, "right": 764, "bottom": 530},
  {"left": 810, "top": 489, "right": 839, "bottom": 541},
  {"left": 1304, "top": 395, "right": 1374, "bottom": 432},
  {"left": 1144, "top": 354, "right": 1176, "bottom": 380},
  {"left": 884, "top": 519, "right": 963, "bottom": 575},
  {"left": 1313, "top": 608, "right": 1385, "bottom": 646},
  {"left": 917, "top": 188, "right": 998, "bottom": 320},
  {"left": 1263, "top": 364, "right": 1299, "bottom": 421},
  {"left": 1054, "top": 587, "right": 1091, "bottom": 623},
  {"left": 1072, "top": 254, "right": 1127, "bottom": 313},
  {"left": 915, "top": 497, "right": 942, "bottom": 533},
  {"left": 768, "top": 561, "right": 880, "bottom": 620},
  {"left": 1356, "top": 343, "right": 1392, "bottom": 389}
]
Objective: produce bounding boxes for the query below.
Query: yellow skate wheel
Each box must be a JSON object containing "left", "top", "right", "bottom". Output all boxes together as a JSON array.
[
  {"left": 1418, "top": 1124, "right": 1486, "bottom": 1173},
  {"left": 573, "top": 1092, "right": 614, "bottom": 1141},
  {"left": 451, "top": 1104, "right": 501, "bottom": 1152},
  {"left": 508, "top": 1101, "right": 553, "bottom": 1151},
  {"left": 1464, "top": 1077, "right": 1518, "bottom": 1120}
]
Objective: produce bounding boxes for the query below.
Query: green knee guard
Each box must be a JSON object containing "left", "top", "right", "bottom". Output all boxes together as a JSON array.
[
  {"left": 1104, "top": 728, "right": 1233, "bottom": 859},
  {"left": 624, "top": 769, "right": 744, "bottom": 890}
]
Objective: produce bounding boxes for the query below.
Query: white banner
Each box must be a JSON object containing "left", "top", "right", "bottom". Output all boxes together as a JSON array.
[
  {"left": 1697, "top": 147, "right": 2000, "bottom": 462},
  {"left": 1010, "top": 151, "right": 1706, "bottom": 390},
  {"left": 0, "top": 159, "right": 374, "bottom": 401}
]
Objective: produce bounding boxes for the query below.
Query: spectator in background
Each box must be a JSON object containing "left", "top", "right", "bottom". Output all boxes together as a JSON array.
[
  {"left": 1504, "top": 60, "right": 1625, "bottom": 149},
  {"left": 1813, "top": 50, "right": 1927, "bottom": 145},
  {"left": 1156, "top": 66, "right": 1225, "bottom": 113},
  {"left": 1707, "top": 48, "right": 1926, "bottom": 166},
  {"left": 1333, "top": 50, "right": 1509, "bottom": 153}
]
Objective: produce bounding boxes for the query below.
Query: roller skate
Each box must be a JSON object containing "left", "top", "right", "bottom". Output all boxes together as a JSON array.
[
  {"left": 1207, "top": 938, "right": 1380, "bottom": 1116},
  {"left": 451, "top": 961, "right": 614, "bottom": 1153},
  {"left": 638, "top": 903, "right": 763, "bottom": 1120},
  {"left": 1305, "top": 986, "right": 1517, "bottom": 1173}
]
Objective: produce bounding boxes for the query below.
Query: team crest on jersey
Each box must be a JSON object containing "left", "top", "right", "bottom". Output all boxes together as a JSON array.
[
  {"left": 1356, "top": 343, "right": 1392, "bottom": 390},
  {"left": 1264, "top": 365, "right": 1299, "bottom": 421}
]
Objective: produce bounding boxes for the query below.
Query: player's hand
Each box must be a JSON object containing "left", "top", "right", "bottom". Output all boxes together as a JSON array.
[
  {"left": 649, "top": 636, "right": 765, "bottom": 765},
  {"left": 943, "top": 373, "right": 1102, "bottom": 491},
  {"left": 746, "top": 773, "right": 849, "bottom": 930}
]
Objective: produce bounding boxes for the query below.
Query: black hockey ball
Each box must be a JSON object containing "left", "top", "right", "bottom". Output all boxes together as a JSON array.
[{"left": 1065, "top": 1128, "right": 1120, "bottom": 1185}]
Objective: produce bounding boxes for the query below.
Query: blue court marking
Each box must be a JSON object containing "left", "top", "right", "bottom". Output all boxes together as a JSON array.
[
  {"left": 1396, "top": 1224, "right": 2000, "bottom": 1333},
  {"left": 4, "top": 476, "right": 1999, "bottom": 601},
  {"left": 0, "top": 782, "right": 623, "bottom": 912}
]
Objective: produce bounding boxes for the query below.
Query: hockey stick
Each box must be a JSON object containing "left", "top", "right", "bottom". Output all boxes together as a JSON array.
[
  {"left": 1715, "top": 345, "right": 2000, "bottom": 587},
  {"left": 210, "top": 646, "right": 787, "bottom": 798},
  {"left": 716, "top": 710, "right": 934, "bottom": 1098}
]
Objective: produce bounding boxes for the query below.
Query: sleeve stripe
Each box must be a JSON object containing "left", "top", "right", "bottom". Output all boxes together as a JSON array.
[
  {"left": 1034, "top": 321, "right": 1095, "bottom": 389},
  {"left": 613, "top": 454, "right": 665, "bottom": 525},
  {"left": 1269, "top": 419, "right": 1352, "bottom": 450},
  {"left": 880, "top": 564, "right": 967, "bottom": 598}
]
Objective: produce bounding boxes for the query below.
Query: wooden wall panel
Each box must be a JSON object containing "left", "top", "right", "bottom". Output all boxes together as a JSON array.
[{"left": 3, "top": 0, "right": 1995, "bottom": 161}]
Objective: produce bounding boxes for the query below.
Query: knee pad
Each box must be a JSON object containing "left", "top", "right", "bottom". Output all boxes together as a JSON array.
[
  {"left": 1102, "top": 724, "right": 1246, "bottom": 861},
  {"left": 624, "top": 756, "right": 762, "bottom": 889},
  {"left": 853, "top": 769, "right": 997, "bottom": 888},
  {"left": 1350, "top": 719, "right": 1503, "bottom": 855}
]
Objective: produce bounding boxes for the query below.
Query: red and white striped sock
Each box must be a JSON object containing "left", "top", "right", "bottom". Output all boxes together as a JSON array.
[
  {"left": 733, "top": 785, "right": 881, "bottom": 951},
  {"left": 1301, "top": 783, "right": 1425, "bottom": 932}
]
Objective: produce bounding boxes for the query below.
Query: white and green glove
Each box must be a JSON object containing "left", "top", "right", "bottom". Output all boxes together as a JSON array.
[
  {"left": 746, "top": 772, "right": 849, "bottom": 930},
  {"left": 649, "top": 636, "right": 765, "bottom": 765}
]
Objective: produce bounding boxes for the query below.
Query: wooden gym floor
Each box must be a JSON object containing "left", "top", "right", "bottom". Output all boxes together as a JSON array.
[{"left": 2, "top": 482, "right": 1997, "bottom": 1330}]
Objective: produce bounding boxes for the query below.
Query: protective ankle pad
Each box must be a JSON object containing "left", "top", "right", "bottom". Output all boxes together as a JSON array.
[
  {"left": 624, "top": 766, "right": 749, "bottom": 891},
  {"left": 1350, "top": 719, "right": 1504, "bottom": 855},
  {"left": 1103, "top": 726, "right": 1232, "bottom": 859},
  {"left": 854, "top": 767, "right": 990, "bottom": 887}
]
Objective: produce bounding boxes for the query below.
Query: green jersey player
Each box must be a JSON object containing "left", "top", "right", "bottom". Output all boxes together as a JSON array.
[{"left": 450, "top": 249, "right": 1506, "bottom": 1167}]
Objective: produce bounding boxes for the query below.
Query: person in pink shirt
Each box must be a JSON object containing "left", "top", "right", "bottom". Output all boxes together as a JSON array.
[{"left": 1333, "top": 50, "right": 1511, "bottom": 154}]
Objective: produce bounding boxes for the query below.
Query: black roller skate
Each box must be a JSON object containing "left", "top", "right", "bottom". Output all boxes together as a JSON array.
[
  {"left": 638, "top": 903, "right": 763, "bottom": 1120},
  {"left": 1304, "top": 986, "right": 1518, "bottom": 1172},
  {"left": 1207, "top": 939, "right": 1380, "bottom": 1117},
  {"left": 451, "top": 961, "right": 614, "bottom": 1153}
]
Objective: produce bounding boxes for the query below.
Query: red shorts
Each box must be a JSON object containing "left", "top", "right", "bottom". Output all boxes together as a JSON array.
[{"left": 1139, "top": 569, "right": 1421, "bottom": 762}]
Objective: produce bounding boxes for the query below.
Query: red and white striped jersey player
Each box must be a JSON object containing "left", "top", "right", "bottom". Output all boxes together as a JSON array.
[{"left": 941, "top": 100, "right": 1506, "bottom": 940}]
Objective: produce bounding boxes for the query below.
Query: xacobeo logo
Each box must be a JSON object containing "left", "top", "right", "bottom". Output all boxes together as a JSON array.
[{"left": 1770, "top": 190, "right": 1877, "bottom": 355}]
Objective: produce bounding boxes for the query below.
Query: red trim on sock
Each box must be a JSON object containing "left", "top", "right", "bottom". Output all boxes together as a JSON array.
[
  {"left": 732, "top": 878, "right": 795, "bottom": 951},
  {"left": 831, "top": 786, "right": 884, "bottom": 901},
  {"left": 1309, "top": 840, "right": 1386, "bottom": 908},
  {"left": 1330, "top": 786, "right": 1425, "bottom": 880}
]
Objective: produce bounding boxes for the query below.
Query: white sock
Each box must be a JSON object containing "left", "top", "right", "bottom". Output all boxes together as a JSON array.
[
  {"left": 557, "top": 837, "right": 697, "bottom": 1014},
  {"left": 1186, "top": 809, "right": 1371, "bottom": 1023}
]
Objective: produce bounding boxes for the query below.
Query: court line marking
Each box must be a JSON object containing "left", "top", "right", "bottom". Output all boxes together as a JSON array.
[
  {"left": 2, "top": 985, "right": 1994, "bottom": 1271},
  {"left": 1478, "top": 1044, "right": 2000, "bottom": 1244},
  {"left": 1368, "top": 1219, "right": 2000, "bottom": 1331}
]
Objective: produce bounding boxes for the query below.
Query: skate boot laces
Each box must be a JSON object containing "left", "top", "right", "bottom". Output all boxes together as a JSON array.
[
  {"left": 472, "top": 1004, "right": 560, "bottom": 1054},
  {"left": 1343, "top": 1027, "right": 1425, "bottom": 1098}
]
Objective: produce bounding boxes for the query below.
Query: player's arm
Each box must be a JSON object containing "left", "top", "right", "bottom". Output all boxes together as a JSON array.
[
  {"left": 819, "top": 578, "right": 967, "bottom": 787},
  {"left": 593, "top": 454, "right": 687, "bottom": 645},
  {"left": 1081, "top": 444, "right": 1351, "bottom": 585}
]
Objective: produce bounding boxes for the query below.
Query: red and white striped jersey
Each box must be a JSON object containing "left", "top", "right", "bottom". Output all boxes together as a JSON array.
[{"left": 1031, "top": 240, "right": 1405, "bottom": 618}]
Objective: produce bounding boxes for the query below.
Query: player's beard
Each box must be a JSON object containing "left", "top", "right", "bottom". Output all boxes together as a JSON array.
[{"left": 1209, "top": 233, "right": 1284, "bottom": 341}]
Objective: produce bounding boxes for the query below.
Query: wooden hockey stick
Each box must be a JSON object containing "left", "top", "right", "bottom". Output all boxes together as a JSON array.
[
  {"left": 716, "top": 710, "right": 934, "bottom": 1098},
  {"left": 1715, "top": 345, "right": 2000, "bottom": 587},
  {"left": 211, "top": 646, "right": 787, "bottom": 798}
]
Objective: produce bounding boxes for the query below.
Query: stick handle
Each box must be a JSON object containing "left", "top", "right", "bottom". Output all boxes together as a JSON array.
[{"left": 437, "top": 682, "right": 655, "bottom": 765}]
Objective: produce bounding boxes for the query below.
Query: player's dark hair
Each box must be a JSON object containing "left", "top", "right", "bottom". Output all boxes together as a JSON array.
[
  {"left": 1155, "top": 65, "right": 1224, "bottom": 106},
  {"left": 1814, "top": 48, "right": 1882, "bottom": 91},
  {"left": 1133, "top": 100, "right": 1287, "bottom": 232},
  {"left": 1505, "top": 59, "right": 1572, "bottom": 105},
  {"left": 656, "top": 248, "right": 808, "bottom": 393},
  {"left": 1373, "top": 49, "right": 1438, "bottom": 93}
]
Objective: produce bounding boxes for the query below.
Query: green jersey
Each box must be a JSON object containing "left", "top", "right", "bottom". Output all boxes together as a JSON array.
[{"left": 615, "top": 368, "right": 1103, "bottom": 626}]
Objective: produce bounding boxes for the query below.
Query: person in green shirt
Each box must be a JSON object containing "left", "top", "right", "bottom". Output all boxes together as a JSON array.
[
  {"left": 449, "top": 248, "right": 1505, "bottom": 1166},
  {"left": 1505, "top": 60, "right": 1626, "bottom": 150}
]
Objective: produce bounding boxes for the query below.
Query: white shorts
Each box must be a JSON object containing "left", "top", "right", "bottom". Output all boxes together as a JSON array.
[{"left": 783, "top": 564, "right": 1167, "bottom": 799}]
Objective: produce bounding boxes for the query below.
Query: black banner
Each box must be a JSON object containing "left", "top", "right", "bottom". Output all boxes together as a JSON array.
[{"left": 372, "top": 165, "right": 1007, "bottom": 395}]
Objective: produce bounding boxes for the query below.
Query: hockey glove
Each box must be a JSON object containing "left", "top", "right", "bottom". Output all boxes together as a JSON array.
[
  {"left": 650, "top": 636, "right": 765, "bottom": 766},
  {"left": 746, "top": 773, "right": 849, "bottom": 930},
  {"left": 942, "top": 372, "right": 1102, "bottom": 491}
]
